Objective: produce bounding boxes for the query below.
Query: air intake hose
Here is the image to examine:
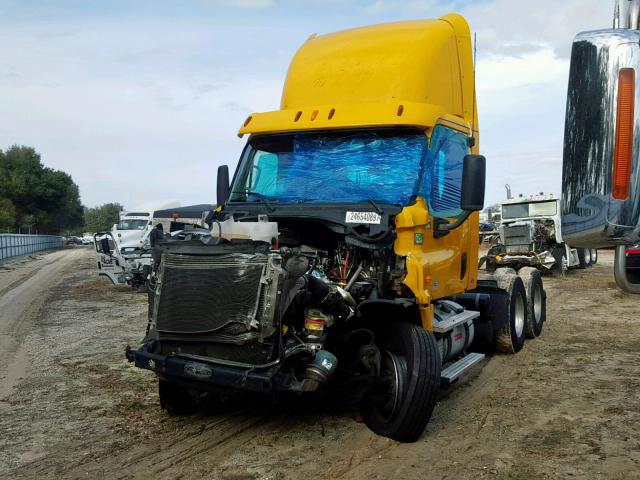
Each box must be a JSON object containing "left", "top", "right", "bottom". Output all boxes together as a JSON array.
[{"left": 305, "top": 274, "right": 354, "bottom": 321}]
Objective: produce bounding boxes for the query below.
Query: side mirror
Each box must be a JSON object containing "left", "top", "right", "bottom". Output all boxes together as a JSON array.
[
  {"left": 434, "top": 154, "right": 487, "bottom": 238},
  {"left": 460, "top": 154, "right": 486, "bottom": 211},
  {"left": 217, "top": 165, "right": 230, "bottom": 205},
  {"left": 100, "top": 237, "right": 112, "bottom": 254}
]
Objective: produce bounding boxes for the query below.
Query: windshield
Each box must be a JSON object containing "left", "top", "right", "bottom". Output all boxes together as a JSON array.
[
  {"left": 229, "top": 129, "right": 428, "bottom": 206},
  {"left": 117, "top": 219, "right": 149, "bottom": 230},
  {"left": 502, "top": 200, "right": 557, "bottom": 219}
]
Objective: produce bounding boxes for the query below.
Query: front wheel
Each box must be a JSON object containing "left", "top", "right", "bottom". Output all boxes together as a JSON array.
[
  {"left": 590, "top": 249, "right": 598, "bottom": 265},
  {"left": 578, "top": 248, "right": 592, "bottom": 269},
  {"left": 362, "top": 322, "right": 441, "bottom": 443},
  {"left": 552, "top": 246, "right": 567, "bottom": 276}
]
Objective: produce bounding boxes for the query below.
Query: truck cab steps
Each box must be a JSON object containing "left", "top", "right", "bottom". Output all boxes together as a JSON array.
[
  {"left": 440, "top": 352, "right": 486, "bottom": 385},
  {"left": 432, "top": 309, "right": 480, "bottom": 333}
]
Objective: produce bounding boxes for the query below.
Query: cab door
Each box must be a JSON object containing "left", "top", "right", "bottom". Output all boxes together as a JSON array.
[{"left": 396, "top": 123, "right": 478, "bottom": 301}]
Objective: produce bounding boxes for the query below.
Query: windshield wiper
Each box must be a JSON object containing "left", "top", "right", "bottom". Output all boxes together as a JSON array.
[
  {"left": 367, "top": 198, "right": 383, "bottom": 215},
  {"left": 230, "top": 190, "right": 276, "bottom": 212}
]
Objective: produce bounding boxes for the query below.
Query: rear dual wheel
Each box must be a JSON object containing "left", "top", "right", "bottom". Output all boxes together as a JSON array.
[
  {"left": 362, "top": 322, "right": 441, "bottom": 443},
  {"left": 493, "top": 270, "right": 527, "bottom": 353},
  {"left": 518, "top": 267, "right": 546, "bottom": 338}
]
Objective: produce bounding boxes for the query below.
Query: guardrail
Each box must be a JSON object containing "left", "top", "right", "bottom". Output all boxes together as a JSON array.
[{"left": 0, "top": 234, "right": 64, "bottom": 261}]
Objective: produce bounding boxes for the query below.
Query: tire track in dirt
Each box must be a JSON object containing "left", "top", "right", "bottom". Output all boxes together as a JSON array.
[{"left": 4, "top": 249, "right": 640, "bottom": 480}]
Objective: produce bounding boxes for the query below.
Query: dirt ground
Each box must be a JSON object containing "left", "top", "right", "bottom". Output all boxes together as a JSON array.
[{"left": 1, "top": 247, "right": 639, "bottom": 480}]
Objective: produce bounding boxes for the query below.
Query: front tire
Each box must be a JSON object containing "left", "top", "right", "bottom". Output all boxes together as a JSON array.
[
  {"left": 578, "top": 248, "right": 592, "bottom": 269},
  {"left": 362, "top": 322, "right": 441, "bottom": 443},
  {"left": 493, "top": 273, "right": 527, "bottom": 353},
  {"left": 552, "top": 245, "right": 567, "bottom": 275},
  {"left": 518, "top": 267, "right": 545, "bottom": 338},
  {"left": 590, "top": 249, "right": 598, "bottom": 265}
]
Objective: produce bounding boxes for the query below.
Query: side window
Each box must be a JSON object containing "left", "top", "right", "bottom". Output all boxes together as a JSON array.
[{"left": 426, "top": 125, "right": 469, "bottom": 219}]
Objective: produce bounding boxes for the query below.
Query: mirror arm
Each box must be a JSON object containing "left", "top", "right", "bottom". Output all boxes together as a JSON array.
[{"left": 433, "top": 210, "right": 473, "bottom": 239}]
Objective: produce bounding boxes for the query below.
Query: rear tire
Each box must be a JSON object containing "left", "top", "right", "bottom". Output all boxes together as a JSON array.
[
  {"left": 493, "top": 274, "right": 527, "bottom": 353},
  {"left": 362, "top": 322, "right": 441, "bottom": 443},
  {"left": 518, "top": 267, "right": 545, "bottom": 338},
  {"left": 159, "top": 379, "right": 198, "bottom": 415},
  {"left": 552, "top": 245, "right": 567, "bottom": 275},
  {"left": 578, "top": 248, "right": 591, "bottom": 269}
]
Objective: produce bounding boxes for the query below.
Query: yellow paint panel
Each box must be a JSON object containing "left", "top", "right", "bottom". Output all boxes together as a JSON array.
[
  {"left": 233, "top": 13, "right": 481, "bottom": 322},
  {"left": 238, "top": 13, "right": 478, "bottom": 139},
  {"left": 238, "top": 102, "right": 446, "bottom": 137}
]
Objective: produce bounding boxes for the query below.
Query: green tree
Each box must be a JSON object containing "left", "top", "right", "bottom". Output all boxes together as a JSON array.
[
  {"left": 0, "top": 198, "right": 16, "bottom": 230},
  {"left": 83, "top": 203, "right": 123, "bottom": 233},
  {"left": 0, "top": 145, "right": 84, "bottom": 234}
]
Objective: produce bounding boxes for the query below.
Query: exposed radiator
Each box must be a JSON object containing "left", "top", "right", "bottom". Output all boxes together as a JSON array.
[
  {"left": 155, "top": 253, "right": 268, "bottom": 336},
  {"left": 503, "top": 224, "right": 532, "bottom": 247}
]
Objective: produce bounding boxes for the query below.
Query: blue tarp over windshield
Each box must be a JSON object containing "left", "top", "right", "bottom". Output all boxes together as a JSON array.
[{"left": 252, "top": 133, "right": 428, "bottom": 205}]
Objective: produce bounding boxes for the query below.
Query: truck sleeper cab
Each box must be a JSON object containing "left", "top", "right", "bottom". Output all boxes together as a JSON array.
[{"left": 126, "top": 14, "right": 546, "bottom": 443}]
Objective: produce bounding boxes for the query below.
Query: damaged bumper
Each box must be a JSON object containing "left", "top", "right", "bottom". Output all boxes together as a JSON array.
[
  {"left": 494, "top": 250, "right": 556, "bottom": 269},
  {"left": 125, "top": 343, "right": 305, "bottom": 394}
]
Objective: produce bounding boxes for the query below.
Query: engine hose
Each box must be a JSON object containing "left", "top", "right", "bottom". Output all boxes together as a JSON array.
[
  {"left": 345, "top": 263, "right": 364, "bottom": 291},
  {"left": 306, "top": 274, "right": 352, "bottom": 320},
  {"left": 346, "top": 225, "right": 393, "bottom": 244}
]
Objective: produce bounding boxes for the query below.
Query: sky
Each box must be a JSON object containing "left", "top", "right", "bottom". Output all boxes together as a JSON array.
[{"left": 0, "top": 0, "right": 614, "bottom": 210}]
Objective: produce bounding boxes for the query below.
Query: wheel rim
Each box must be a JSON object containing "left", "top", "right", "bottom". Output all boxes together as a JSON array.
[
  {"left": 533, "top": 284, "right": 542, "bottom": 324},
  {"left": 374, "top": 350, "right": 406, "bottom": 422},
  {"left": 514, "top": 293, "right": 525, "bottom": 337}
]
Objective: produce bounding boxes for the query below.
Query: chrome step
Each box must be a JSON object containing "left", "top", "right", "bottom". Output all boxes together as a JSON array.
[
  {"left": 432, "top": 310, "right": 480, "bottom": 333},
  {"left": 440, "top": 352, "right": 486, "bottom": 385}
]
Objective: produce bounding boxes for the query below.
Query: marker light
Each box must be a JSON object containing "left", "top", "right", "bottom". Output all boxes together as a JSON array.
[{"left": 613, "top": 68, "right": 635, "bottom": 200}]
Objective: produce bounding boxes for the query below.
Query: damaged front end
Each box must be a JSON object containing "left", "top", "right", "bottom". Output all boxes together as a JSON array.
[
  {"left": 485, "top": 219, "right": 557, "bottom": 271},
  {"left": 126, "top": 230, "right": 362, "bottom": 394}
]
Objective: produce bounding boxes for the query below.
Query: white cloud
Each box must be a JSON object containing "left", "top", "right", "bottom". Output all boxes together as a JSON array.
[
  {"left": 361, "top": 0, "right": 612, "bottom": 58},
  {"left": 477, "top": 48, "right": 568, "bottom": 92},
  {"left": 364, "top": 0, "right": 446, "bottom": 15},
  {"left": 463, "top": 0, "right": 612, "bottom": 58},
  {"left": 0, "top": 0, "right": 616, "bottom": 208},
  {"left": 205, "top": 0, "right": 274, "bottom": 8}
]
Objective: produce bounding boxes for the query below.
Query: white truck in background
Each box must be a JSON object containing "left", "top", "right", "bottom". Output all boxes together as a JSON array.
[
  {"left": 95, "top": 204, "right": 215, "bottom": 287},
  {"left": 484, "top": 194, "right": 597, "bottom": 274}
]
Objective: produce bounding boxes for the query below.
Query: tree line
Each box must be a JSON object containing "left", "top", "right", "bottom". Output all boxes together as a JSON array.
[{"left": 0, "top": 145, "right": 122, "bottom": 235}]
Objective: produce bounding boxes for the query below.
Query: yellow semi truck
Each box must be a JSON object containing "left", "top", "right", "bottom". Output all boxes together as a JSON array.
[{"left": 127, "top": 14, "right": 546, "bottom": 442}]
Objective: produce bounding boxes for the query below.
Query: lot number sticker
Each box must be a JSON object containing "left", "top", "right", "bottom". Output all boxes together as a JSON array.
[{"left": 345, "top": 211, "right": 382, "bottom": 224}]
